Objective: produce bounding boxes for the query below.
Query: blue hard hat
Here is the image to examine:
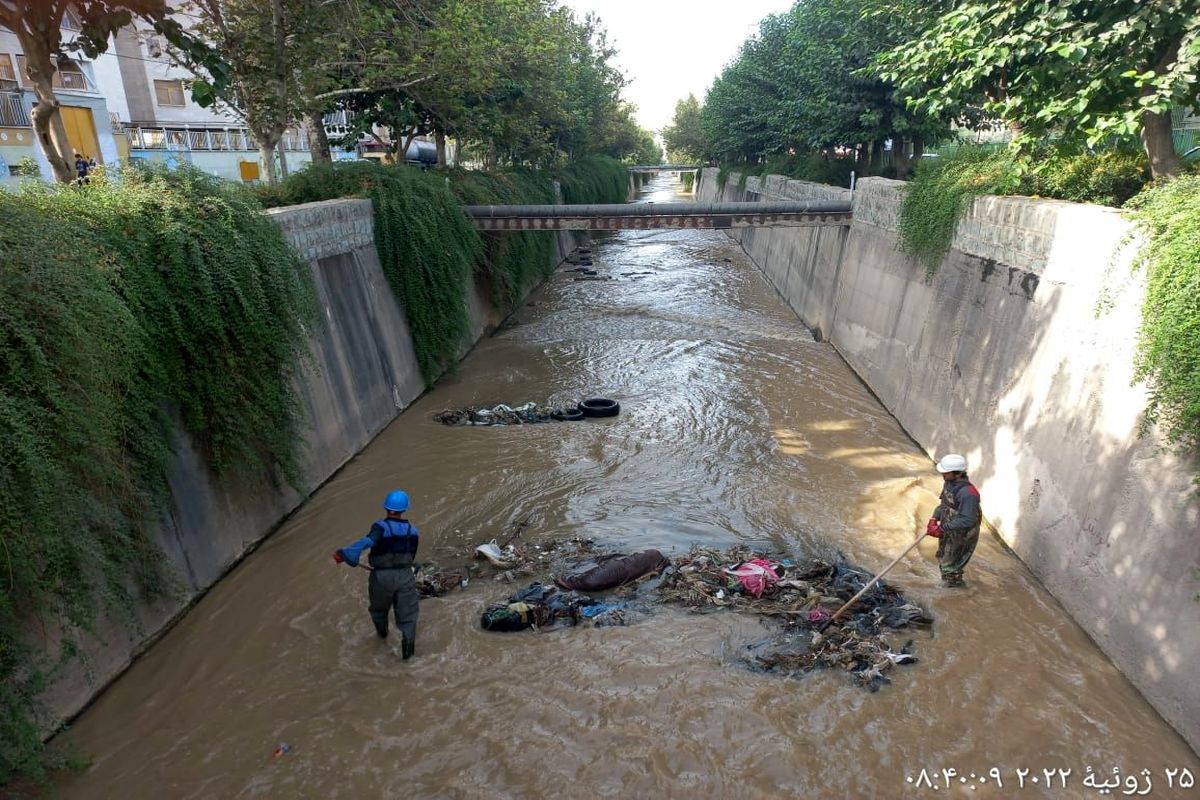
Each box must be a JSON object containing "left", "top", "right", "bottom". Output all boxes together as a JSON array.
[{"left": 383, "top": 490, "right": 410, "bottom": 512}]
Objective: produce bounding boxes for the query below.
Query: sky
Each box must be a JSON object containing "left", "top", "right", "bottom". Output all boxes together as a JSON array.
[{"left": 559, "top": 0, "right": 794, "bottom": 133}]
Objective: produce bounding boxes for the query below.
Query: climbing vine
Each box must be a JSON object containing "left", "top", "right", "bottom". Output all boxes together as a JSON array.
[
  {"left": 262, "top": 157, "right": 628, "bottom": 383},
  {"left": 0, "top": 165, "right": 316, "bottom": 783},
  {"left": 896, "top": 147, "right": 1022, "bottom": 276},
  {"left": 1125, "top": 177, "right": 1200, "bottom": 478}
]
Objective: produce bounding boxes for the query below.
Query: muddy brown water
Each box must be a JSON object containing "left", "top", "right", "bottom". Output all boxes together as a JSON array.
[{"left": 57, "top": 175, "right": 1199, "bottom": 798}]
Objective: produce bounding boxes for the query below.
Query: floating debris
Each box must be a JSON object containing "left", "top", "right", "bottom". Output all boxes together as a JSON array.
[
  {"left": 433, "top": 402, "right": 560, "bottom": 426},
  {"left": 657, "top": 545, "right": 932, "bottom": 690},
  {"left": 415, "top": 565, "right": 469, "bottom": 598}
]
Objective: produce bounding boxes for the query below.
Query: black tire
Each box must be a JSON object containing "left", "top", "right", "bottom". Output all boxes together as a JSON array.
[
  {"left": 579, "top": 398, "right": 620, "bottom": 418},
  {"left": 551, "top": 407, "right": 585, "bottom": 422}
]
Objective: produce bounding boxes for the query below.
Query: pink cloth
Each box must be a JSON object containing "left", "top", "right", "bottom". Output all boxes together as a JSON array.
[
  {"left": 807, "top": 607, "right": 832, "bottom": 624},
  {"left": 728, "top": 559, "right": 779, "bottom": 598}
]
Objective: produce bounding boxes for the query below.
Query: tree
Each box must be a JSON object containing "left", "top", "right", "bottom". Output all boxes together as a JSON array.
[
  {"left": 181, "top": 0, "right": 347, "bottom": 185},
  {"left": 875, "top": 0, "right": 1200, "bottom": 178},
  {"left": 700, "top": 1, "right": 950, "bottom": 175},
  {"left": 0, "top": 0, "right": 224, "bottom": 182},
  {"left": 661, "top": 94, "right": 708, "bottom": 163}
]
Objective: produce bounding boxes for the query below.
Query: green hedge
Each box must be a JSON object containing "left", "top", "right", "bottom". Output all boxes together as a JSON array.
[
  {"left": 1021, "top": 150, "right": 1149, "bottom": 207},
  {"left": 0, "top": 165, "right": 316, "bottom": 783}
]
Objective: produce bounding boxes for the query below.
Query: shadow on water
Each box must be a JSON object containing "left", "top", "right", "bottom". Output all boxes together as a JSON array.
[{"left": 55, "top": 173, "right": 1200, "bottom": 799}]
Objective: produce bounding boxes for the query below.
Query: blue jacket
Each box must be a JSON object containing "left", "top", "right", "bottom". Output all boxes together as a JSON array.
[{"left": 341, "top": 518, "right": 420, "bottom": 568}]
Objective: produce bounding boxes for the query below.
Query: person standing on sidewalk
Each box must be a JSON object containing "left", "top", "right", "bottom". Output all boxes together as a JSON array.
[{"left": 334, "top": 490, "right": 421, "bottom": 659}]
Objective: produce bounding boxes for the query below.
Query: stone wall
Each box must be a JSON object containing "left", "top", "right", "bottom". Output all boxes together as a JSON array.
[
  {"left": 44, "top": 198, "right": 578, "bottom": 728},
  {"left": 699, "top": 168, "right": 1200, "bottom": 752}
]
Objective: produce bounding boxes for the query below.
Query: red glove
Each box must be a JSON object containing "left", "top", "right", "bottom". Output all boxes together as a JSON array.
[
  {"left": 332, "top": 549, "right": 345, "bottom": 564},
  {"left": 925, "top": 519, "right": 943, "bottom": 539}
]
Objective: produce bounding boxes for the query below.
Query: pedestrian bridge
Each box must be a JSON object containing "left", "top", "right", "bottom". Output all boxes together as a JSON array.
[{"left": 463, "top": 201, "right": 852, "bottom": 231}]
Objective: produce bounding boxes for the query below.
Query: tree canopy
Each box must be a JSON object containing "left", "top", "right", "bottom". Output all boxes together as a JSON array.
[
  {"left": 661, "top": 94, "right": 707, "bottom": 163},
  {"left": 698, "top": 0, "right": 952, "bottom": 176},
  {"left": 875, "top": 0, "right": 1200, "bottom": 177}
]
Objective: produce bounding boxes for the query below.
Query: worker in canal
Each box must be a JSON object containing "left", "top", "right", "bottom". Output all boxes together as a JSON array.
[
  {"left": 924, "top": 454, "right": 982, "bottom": 588},
  {"left": 333, "top": 490, "right": 421, "bottom": 659}
]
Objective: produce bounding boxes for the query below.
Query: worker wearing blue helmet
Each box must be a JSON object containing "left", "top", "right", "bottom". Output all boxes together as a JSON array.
[{"left": 333, "top": 490, "right": 421, "bottom": 659}]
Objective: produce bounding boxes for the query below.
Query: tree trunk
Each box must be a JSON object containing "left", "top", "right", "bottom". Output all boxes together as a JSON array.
[
  {"left": 486, "top": 139, "right": 497, "bottom": 170},
  {"left": 260, "top": 142, "right": 278, "bottom": 186},
  {"left": 893, "top": 135, "right": 910, "bottom": 180},
  {"left": 1140, "top": 38, "right": 1183, "bottom": 180},
  {"left": 435, "top": 130, "right": 447, "bottom": 167},
  {"left": 912, "top": 134, "right": 924, "bottom": 162},
  {"left": 1141, "top": 109, "right": 1181, "bottom": 179},
  {"left": 20, "top": 31, "right": 75, "bottom": 182},
  {"left": 308, "top": 110, "right": 332, "bottom": 163}
]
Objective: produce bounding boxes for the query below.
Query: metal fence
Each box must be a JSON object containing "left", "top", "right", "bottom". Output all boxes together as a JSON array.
[
  {"left": 126, "top": 125, "right": 309, "bottom": 153},
  {"left": 0, "top": 92, "right": 30, "bottom": 127}
]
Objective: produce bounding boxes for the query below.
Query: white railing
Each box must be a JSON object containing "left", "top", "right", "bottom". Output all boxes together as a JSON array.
[
  {"left": 125, "top": 124, "right": 309, "bottom": 152},
  {"left": 0, "top": 92, "right": 30, "bottom": 127}
]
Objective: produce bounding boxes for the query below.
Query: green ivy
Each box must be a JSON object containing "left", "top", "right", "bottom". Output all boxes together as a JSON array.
[
  {"left": 1125, "top": 177, "right": 1200, "bottom": 478},
  {"left": 262, "top": 157, "right": 627, "bottom": 383},
  {"left": 0, "top": 165, "right": 316, "bottom": 783},
  {"left": 557, "top": 155, "right": 629, "bottom": 204},
  {"left": 896, "top": 147, "right": 1022, "bottom": 275}
]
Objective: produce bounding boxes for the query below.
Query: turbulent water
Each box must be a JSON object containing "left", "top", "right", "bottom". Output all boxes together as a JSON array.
[{"left": 58, "top": 175, "right": 1199, "bottom": 798}]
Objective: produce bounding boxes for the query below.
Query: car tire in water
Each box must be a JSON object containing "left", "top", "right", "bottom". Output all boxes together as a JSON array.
[
  {"left": 579, "top": 398, "right": 620, "bottom": 418},
  {"left": 552, "top": 408, "right": 585, "bottom": 422}
]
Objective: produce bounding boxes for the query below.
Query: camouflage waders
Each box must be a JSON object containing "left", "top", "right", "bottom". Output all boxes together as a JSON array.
[
  {"left": 933, "top": 474, "right": 982, "bottom": 587},
  {"left": 936, "top": 526, "right": 979, "bottom": 585}
]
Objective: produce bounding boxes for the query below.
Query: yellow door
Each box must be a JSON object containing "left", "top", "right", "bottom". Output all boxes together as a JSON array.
[{"left": 60, "top": 105, "right": 101, "bottom": 164}]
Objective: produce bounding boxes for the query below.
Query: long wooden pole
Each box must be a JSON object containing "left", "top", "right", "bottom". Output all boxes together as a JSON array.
[{"left": 821, "top": 532, "right": 928, "bottom": 631}]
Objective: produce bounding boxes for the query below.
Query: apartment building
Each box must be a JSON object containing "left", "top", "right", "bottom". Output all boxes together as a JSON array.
[
  {"left": 1, "top": 9, "right": 313, "bottom": 185},
  {"left": 0, "top": 7, "right": 126, "bottom": 186}
]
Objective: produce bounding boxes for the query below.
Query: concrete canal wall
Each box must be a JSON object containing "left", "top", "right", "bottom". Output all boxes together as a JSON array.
[
  {"left": 44, "top": 198, "right": 578, "bottom": 728},
  {"left": 698, "top": 168, "right": 1200, "bottom": 751}
]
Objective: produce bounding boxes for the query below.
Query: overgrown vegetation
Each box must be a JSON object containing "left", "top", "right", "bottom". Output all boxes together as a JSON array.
[
  {"left": 896, "top": 148, "right": 1022, "bottom": 273},
  {"left": 260, "top": 156, "right": 629, "bottom": 384},
  {"left": 1125, "top": 177, "right": 1200, "bottom": 471},
  {"left": 895, "top": 146, "right": 1156, "bottom": 274},
  {"left": 557, "top": 156, "right": 630, "bottom": 204},
  {"left": 0, "top": 165, "right": 315, "bottom": 783}
]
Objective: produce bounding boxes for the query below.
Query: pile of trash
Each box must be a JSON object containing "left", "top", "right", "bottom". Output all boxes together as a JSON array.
[
  {"left": 480, "top": 582, "right": 632, "bottom": 631},
  {"left": 433, "top": 403, "right": 557, "bottom": 426},
  {"left": 475, "top": 533, "right": 600, "bottom": 583},
  {"left": 415, "top": 565, "right": 469, "bottom": 598},
  {"left": 657, "top": 545, "right": 932, "bottom": 690},
  {"left": 477, "top": 546, "right": 670, "bottom": 633}
]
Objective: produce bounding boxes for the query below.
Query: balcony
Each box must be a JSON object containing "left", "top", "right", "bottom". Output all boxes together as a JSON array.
[
  {"left": 1, "top": 92, "right": 31, "bottom": 127},
  {"left": 126, "top": 124, "right": 309, "bottom": 152}
]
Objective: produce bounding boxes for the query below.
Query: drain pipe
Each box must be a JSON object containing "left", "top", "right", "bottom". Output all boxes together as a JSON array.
[{"left": 849, "top": 170, "right": 856, "bottom": 193}]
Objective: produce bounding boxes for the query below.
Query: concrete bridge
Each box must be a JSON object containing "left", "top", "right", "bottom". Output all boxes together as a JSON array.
[{"left": 463, "top": 201, "right": 852, "bottom": 231}]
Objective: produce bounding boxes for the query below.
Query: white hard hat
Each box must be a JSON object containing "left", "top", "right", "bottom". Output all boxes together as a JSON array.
[{"left": 936, "top": 453, "right": 968, "bottom": 473}]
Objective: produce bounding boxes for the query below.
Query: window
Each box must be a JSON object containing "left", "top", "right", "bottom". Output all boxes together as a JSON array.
[
  {"left": 154, "top": 79, "right": 186, "bottom": 107},
  {"left": 62, "top": 7, "right": 83, "bottom": 31},
  {"left": 14, "top": 55, "right": 89, "bottom": 90},
  {"left": 0, "top": 54, "right": 16, "bottom": 83}
]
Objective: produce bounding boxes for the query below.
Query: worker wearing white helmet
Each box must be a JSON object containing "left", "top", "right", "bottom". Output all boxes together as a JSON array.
[{"left": 923, "top": 454, "right": 982, "bottom": 587}]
